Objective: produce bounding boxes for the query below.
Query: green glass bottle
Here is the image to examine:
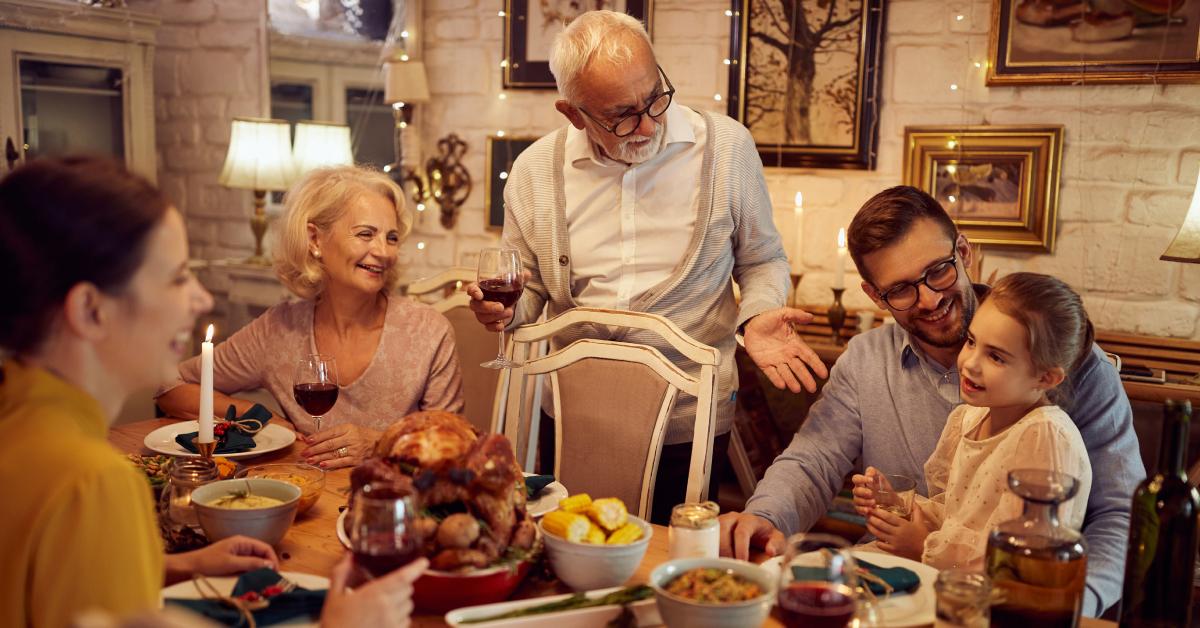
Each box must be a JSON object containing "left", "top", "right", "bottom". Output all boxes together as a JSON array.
[{"left": 1119, "top": 399, "right": 1198, "bottom": 627}]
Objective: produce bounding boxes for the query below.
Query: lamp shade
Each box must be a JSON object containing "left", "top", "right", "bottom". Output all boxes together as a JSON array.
[
  {"left": 1161, "top": 168, "right": 1200, "bottom": 264},
  {"left": 384, "top": 60, "right": 430, "bottom": 105},
  {"left": 293, "top": 121, "right": 354, "bottom": 174},
  {"left": 217, "top": 117, "right": 296, "bottom": 191}
]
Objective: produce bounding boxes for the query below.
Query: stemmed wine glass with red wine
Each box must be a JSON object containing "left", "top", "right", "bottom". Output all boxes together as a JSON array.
[
  {"left": 477, "top": 247, "right": 524, "bottom": 369},
  {"left": 293, "top": 354, "right": 338, "bottom": 432},
  {"left": 777, "top": 533, "right": 875, "bottom": 627},
  {"left": 349, "top": 482, "right": 418, "bottom": 579}
]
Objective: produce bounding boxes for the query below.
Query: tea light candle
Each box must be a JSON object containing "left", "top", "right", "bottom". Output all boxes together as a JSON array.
[
  {"left": 198, "top": 324, "right": 214, "bottom": 443},
  {"left": 791, "top": 191, "right": 804, "bottom": 274},
  {"left": 833, "top": 228, "right": 847, "bottom": 290}
]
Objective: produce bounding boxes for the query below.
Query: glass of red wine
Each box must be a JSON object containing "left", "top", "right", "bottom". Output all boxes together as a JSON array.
[
  {"left": 348, "top": 482, "right": 418, "bottom": 579},
  {"left": 777, "top": 533, "right": 875, "bottom": 628},
  {"left": 477, "top": 247, "right": 524, "bottom": 369},
  {"left": 293, "top": 354, "right": 338, "bottom": 432}
]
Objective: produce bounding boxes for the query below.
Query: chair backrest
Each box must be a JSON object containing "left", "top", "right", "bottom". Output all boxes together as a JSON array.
[
  {"left": 405, "top": 267, "right": 476, "bottom": 303},
  {"left": 498, "top": 308, "right": 720, "bottom": 518}
]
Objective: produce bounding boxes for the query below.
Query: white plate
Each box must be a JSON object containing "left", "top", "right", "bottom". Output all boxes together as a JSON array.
[
  {"left": 336, "top": 508, "right": 350, "bottom": 549},
  {"left": 761, "top": 550, "right": 938, "bottom": 627},
  {"left": 143, "top": 420, "right": 296, "bottom": 459},
  {"left": 161, "top": 571, "right": 329, "bottom": 627},
  {"left": 445, "top": 586, "right": 661, "bottom": 627},
  {"left": 523, "top": 473, "right": 569, "bottom": 518}
]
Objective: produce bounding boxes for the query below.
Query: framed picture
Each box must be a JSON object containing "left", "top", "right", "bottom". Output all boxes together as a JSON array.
[
  {"left": 484, "top": 136, "right": 538, "bottom": 230},
  {"left": 903, "top": 125, "right": 1064, "bottom": 253},
  {"left": 988, "top": 0, "right": 1200, "bottom": 85},
  {"left": 727, "top": 0, "right": 887, "bottom": 170},
  {"left": 503, "top": 1, "right": 654, "bottom": 89}
]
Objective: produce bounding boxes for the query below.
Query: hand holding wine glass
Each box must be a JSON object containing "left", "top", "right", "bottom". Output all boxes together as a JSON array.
[
  {"left": 349, "top": 482, "right": 419, "bottom": 580},
  {"left": 293, "top": 354, "right": 338, "bottom": 432},
  {"left": 476, "top": 247, "right": 524, "bottom": 369}
]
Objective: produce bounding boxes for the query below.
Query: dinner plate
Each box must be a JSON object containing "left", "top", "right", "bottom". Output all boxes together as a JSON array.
[
  {"left": 336, "top": 508, "right": 350, "bottom": 549},
  {"left": 760, "top": 550, "right": 938, "bottom": 627},
  {"left": 523, "top": 473, "right": 569, "bottom": 518},
  {"left": 444, "top": 585, "right": 661, "bottom": 627},
  {"left": 143, "top": 420, "right": 296, "bottom": 459},
  {"left": 160, "top": 571, "right": 329, "bottom": 627}
]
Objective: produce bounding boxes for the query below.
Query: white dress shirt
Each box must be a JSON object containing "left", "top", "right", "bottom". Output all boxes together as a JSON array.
[{"left": 562, "top": 102, "right": 705, "bottom": 309}]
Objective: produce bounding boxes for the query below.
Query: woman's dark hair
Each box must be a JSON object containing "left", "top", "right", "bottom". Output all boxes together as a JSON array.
[
  {"left": 847, "top": 186, "right": 959, "bottom": 285},
  {"left": 0, "top": 156, "right": 169, "bottom": 354},
  {"left": 986, "top": 272, "right": 1096, "bottom": 408}
]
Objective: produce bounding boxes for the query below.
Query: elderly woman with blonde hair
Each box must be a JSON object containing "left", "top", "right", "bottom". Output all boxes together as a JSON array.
[{"left": 157, "top": 165, "right": 464, "bottom": 469}]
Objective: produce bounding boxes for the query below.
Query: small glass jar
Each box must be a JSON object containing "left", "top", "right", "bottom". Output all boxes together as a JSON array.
[
  {"left": 158, "top": 457, "right": 219, "bottom": 534},
  {"left": 668, "top": 501, "right": 720, "bottom": 560},
  {"left": 935, "top": 569, "right": 991, "bottom": 628}
]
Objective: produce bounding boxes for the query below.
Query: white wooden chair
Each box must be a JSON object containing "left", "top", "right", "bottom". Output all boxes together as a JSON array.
[{"left": 496, "top": 308, "right": 720, "bottom": 519}]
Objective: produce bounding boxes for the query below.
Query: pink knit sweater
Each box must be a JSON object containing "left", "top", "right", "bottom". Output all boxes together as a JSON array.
[{"left": 162, "top": 297, "right": 464, "bottom": 434}]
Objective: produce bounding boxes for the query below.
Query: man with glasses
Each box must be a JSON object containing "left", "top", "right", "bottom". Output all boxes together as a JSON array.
[
  {"left": 719, "top": 185, "right": 1141, "bottom": 617},
  {"left": 467, "top": 10, "right": 828, "bottom": 523}
]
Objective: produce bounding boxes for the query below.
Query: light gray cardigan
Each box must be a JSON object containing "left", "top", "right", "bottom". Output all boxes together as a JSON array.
[{"left": 500, "top": 108, "right": 790, "bottom": 444}]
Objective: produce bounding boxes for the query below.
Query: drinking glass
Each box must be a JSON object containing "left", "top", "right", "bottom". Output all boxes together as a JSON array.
[
  {"left": 293, "top": 354, "right": 338, "bottom": 432},
  {"left": 348, "top": 482, "right": 419, "bottom": 579},
  {"left": 477, "top": 247, "right": 524, "bottom": 369},
  {"left": 777, "top": 533, "right": 869, "bottom": 628},
  {"left": 872, "top": 473, "right": 917, "bottom": 519}
]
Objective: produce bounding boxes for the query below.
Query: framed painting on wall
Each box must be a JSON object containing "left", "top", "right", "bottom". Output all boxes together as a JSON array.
[
  {"left": 727, "top": 0, "right": 887, "bottom": 169},
  {"left": 903, "top": 125, "right": 1064, "bottom": 253},
  {"left": 503, "top": 1, "right": 654, "bottom": 89},
  {"left": 484, "top": 136, "right": 537, "bottom": 230},
  {"left": 988, "top": 0, "right": 1200, "bottom": 85}
]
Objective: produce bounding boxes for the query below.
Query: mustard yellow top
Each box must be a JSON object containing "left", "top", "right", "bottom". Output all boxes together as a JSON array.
[{"left": 0, "top": 360, "right": 163, "bottom": 627}]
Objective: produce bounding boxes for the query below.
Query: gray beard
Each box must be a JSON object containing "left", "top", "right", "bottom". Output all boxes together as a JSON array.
[{"left": 608, "top": 121, "right": 666, "bottom": 164}]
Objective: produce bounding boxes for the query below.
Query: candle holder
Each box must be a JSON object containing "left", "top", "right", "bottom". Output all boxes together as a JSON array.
[
  {"left": 828, "top": 287, "right": 847, "bottom": 345},
  {"left": 191, "top": 437, "right": 217, "bottom": 459},
  {"left": 789, "top": 273, "right": 804, "bottom": 307}
]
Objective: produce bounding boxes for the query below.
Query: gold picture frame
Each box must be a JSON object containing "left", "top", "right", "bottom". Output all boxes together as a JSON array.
[
  {"left": 988, "top": 0, "right": 1200, "bottom": 85},
  {"left": 903, "top": 125, "right": 1064, "bottom": 253}
]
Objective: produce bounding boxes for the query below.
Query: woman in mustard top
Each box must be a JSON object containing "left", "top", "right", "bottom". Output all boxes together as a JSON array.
[{"left": 0, "top": 157, "right": 425, "bottom": 627}]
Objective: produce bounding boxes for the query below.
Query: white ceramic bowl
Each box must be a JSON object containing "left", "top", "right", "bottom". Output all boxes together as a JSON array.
[
  {"left": 538, "top": 514, "right": 652, "bottom": 591},
  {"left": 191, "top": 478, "right": 301, "bottom": 546},
  {"left": 649, "top": 557, "right": 777, "bottom": 628}
]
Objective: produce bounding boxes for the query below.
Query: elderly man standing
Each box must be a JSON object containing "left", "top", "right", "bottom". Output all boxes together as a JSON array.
[{"left": 468, "top": 10, "right": 826, "bottom": 523}]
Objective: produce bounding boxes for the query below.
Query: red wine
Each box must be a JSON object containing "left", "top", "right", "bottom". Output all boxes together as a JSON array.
[
  {"left": 293, "top": 382, "right": 338, "bottom": 416},
  {"left": 777, "top": 582, "right": 856, "bottom": 628},
  {"left": 353, "top": 545, "right": 418, "bottom": 578},
  {"left": 991, "top": 606, "right": 1076, "bottom": 626},
  {"left": 479, "top": 278, "right": 523, "bottom": 308}
]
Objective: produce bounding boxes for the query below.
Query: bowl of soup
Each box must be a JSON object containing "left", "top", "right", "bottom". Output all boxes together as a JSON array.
[
  {"left": 191, "top": 478, "right": 301, "bottom": 546},
  {"left": 237, "top": 463, "right": 326, "bottom": 515},
  {"left": 649, "top": 558, "right": 776, "bottom": 628}
]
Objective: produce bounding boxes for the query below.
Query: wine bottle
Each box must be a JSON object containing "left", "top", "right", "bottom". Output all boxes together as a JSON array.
[{"left": 1119, "top": 399, "right": 1199, "bottom": 627}]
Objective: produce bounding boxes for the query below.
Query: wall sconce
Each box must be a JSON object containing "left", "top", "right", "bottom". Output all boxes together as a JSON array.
[
  {"left": 422, "top": 133, "right": 472, "bottom": 229},
  {"left": 383, "top": 59, "right": 430, "bottom": 206}
]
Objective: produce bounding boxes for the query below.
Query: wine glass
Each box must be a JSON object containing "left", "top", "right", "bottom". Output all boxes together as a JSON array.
[
  {"left": 477, "top": 247, "right": 524, "bottom": 369},
  {"left": 349, "top": 482, "right": 419, "bottom": 579},
  {"left": 293, "top": 354, "right": 338, "bottom": 432},
  {"left": 777, "top": 533, "right": 874, "bottom": 628}
]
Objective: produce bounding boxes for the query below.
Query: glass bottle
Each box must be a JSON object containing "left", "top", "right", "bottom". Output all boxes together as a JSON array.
[
  {"left": 158, "top": 458, "right": 218, "bottom": 536},
  {"left": 985, "top": 468, "right": 1087, "bottom": 628},
  {"left": 935, "top": 569, "right": 991, "bottom": 628},
  {"left": 1119, "top": 399, "right": 1199, "bottom": 627},
  {"left": 668, "top": 501, "right": 720, "bottom": 559}
]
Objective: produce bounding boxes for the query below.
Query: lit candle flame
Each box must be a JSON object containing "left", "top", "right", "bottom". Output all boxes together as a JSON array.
[
  {"left": 205, "top": 324, "right": 214, "bottom": 343},
  {"left": 794, "top": 191, "right": 804, "bottom": 209},
  {"left": 837, "top": 227, "right": 847, "bottom": 249}
]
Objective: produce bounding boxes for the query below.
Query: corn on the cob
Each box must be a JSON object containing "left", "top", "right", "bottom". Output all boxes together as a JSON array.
[
  {"left": 587, "top": 497, "right": 628, "bottom": 532},
  {"left": 585, "top": 522, "right": 606, "bottom": 544},
  {"left": 606, "top": 522, "right": 643, "bottom": 545},
  {"left": 558, "top": 493, "right": 593, "bottom": 514},
  {"left": 543, "top": 511, "right": 591, "bottom": 543}
]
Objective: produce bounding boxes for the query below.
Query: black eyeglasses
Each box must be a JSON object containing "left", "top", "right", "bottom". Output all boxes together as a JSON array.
[
  {"left": 577, "top": 65, "right": 675, "bottom": 138},
  {"left": 877, "top": 246, "right": 959, "bottom": 311}
]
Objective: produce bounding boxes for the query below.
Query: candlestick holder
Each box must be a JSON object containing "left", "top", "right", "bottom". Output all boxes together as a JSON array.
[
  {"left": 789, "top": 273, "right": 804, "bottom": 307},
  {"left": 828, "top": 287, "right": 846, "bottom": 345},
  {"left": 191, "top": 437, "right": 217, "bottom": 459}
]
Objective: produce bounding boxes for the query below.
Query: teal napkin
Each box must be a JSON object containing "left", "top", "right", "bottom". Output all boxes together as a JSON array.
[
  {"left": 175, "top": 404, "right": 272, "bottom": 454},
  {"left": 791, "top": 556, "right": 921, "bottom": 596},
  {"left": 525, "top": 474, "right": 555, "bottom": 498},
  {"left": 165, "top": 568, "right": 326, "bottom": 626}
]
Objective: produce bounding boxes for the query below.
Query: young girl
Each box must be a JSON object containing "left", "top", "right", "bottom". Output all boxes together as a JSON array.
[{"left": 852, "top": 272, "right": 1094, "bottom": 569}]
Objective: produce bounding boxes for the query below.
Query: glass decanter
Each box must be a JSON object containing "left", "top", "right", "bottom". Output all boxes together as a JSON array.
[{"left": 985, "top": 469, "right": 1087, "bottom": 628}]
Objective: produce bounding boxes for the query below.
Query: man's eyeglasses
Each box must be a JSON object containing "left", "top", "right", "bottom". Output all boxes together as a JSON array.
[
  {"left": 577, "top": 65, "right": 675, "bottom": 138},
  {"left": 876, "top": 246, "right": 959, "bottom": 311}
]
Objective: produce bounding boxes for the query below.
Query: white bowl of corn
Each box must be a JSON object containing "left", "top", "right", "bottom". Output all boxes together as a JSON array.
[{"left": 538, "top": 494, "right": 653, "bottom": 591}]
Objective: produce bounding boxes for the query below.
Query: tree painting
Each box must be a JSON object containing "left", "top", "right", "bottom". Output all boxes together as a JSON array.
[{"left": 743, "top": 0, "right": 864, "bottom": 147}]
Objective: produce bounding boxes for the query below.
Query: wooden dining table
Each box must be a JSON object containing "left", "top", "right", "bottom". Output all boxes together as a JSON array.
[{"left": 111, "top": 418, "right": 1115, "bottom": 627}]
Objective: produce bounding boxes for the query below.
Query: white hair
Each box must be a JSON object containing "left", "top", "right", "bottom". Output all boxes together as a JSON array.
[{"left": 548, "top": 10, "right": 652, "bottom": 104}]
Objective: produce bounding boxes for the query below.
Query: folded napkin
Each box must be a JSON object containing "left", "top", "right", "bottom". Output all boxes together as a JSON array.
[
  {"left": 525, "top": 474, "right": 555, "bottom": 498},
  {"left": 792, "top": 556, "right": 921, "bottom": 596},
  {"left": 175, "top": 404, "right": 273, "bottom": 454},
  {"left": 166, "top": 568, "right": 326, "bottom": 626}
]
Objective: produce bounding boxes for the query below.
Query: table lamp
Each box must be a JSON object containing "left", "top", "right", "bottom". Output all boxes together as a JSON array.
[
  {"left": 1161, "top": 170, "right": 1200, "bottom": 384},
  {"left": 292, "top": 121, "right": 354, "bottom": 175},
  {"left": 218, "top": 117, "right": 296, "bottom": 265}
]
